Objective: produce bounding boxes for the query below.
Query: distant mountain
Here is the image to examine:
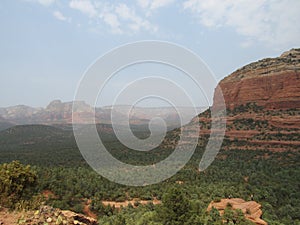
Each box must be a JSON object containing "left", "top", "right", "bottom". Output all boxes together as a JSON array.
[
  {"left": 163, "top": 48, "right": 300, "bottom": 152},
  {"left": 0, "top": 100, "right": 93, "bottom": 125},
  {"left": 0, "top": 100, "right": 204, "bottom": 130}
]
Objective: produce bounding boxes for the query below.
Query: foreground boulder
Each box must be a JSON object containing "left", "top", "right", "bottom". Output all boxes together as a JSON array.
[{"left": 0, "top": 205, "right": 98, "bottom": 225}]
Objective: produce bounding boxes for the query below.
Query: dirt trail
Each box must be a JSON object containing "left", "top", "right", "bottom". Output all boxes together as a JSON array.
[
  {"left": 83, "top": 199, "right": 97, "bottom": 219},
  {"left": 0, "top": 208, "right": 22, "bottom": 225}
]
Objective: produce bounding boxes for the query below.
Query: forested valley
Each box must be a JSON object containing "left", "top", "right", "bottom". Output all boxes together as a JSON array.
[{"left": 0, "top": 121, "right": 299, "bottom": 224}]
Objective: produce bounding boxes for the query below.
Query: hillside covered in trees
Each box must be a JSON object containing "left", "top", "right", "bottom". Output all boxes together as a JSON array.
[{"left": 0, "top": 49, "right": 299, "bottom": 224}]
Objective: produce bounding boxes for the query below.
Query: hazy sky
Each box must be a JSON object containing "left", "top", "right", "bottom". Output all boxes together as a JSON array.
[{"left": 0, "top": 0, "right": 299, "bottom": 107}]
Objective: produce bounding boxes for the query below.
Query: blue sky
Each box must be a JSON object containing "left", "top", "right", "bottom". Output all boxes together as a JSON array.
[{"left": 0, "top": 0, "right": 299, "bottom": 107}]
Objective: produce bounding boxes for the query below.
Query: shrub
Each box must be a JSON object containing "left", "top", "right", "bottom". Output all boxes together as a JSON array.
[{"left": 0, "top": 161, "right": 37, "bottom": 209}]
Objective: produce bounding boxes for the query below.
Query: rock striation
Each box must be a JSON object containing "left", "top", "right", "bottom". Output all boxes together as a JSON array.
[
  {"left": 214, "top": 49, "right": 300, "bottom": 151},
  {"left": 162, "top": 49, "right": 300, "bottom": 152},
  {"left": 214, "top": 48, "right": 300, "bottom": 110}
]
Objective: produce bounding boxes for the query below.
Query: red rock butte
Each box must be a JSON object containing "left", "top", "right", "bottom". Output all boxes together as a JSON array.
[{"left": 214, "top": 48, "right": 300, "bottom": 110}]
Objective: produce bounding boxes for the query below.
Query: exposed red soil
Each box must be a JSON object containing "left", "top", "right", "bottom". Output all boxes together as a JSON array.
[
  {"left": 207, "top": 198, "right": 268, "bottom": 225},
  {"left": 42, "top": 190, "right": 57, "bottom": 199},
  {"left": 0, "top": 208, "right": 22, "bottom": 225},
  {"left": 0, "top": 206, "right": 98, "bottom": 225},
  {"left": 83, "top": 199, "right": 97, "bottom": 219}
]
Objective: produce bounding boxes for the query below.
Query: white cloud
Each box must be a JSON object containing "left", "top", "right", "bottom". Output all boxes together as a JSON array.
[
  {"left": 67, "top": 1, "right": 157, "bottom": 34},
  {"left": 115, "top": 3, "right": 133, "bottom": 20},
  {"left": 100, "top": 12, "right": 122, "bottom": 34},
  {"left": 183, "top": 0, "right": 300, "bottom": 48},
  {"left": 22, "top": 0, "right": 55, "bottom": 6},
  {"left": 53, "top": 10, "right": 70, "bottom": 22},
  {"left": 137, "top": 0, "right": 175, "bottom": 10},
  {"left": 69, "top": 0, "right": 97, "bottom": 17},
  {"left": 115, "top": 3, "right": 157, "bottom": 33},
  {"left": 137, "top": 0, "right": 150, "bottom": 9},
  {"left": 26, "top": 0, "right": 159, "bottom": 35},
  {"left": 149, "top": 0, "right": 175, "bottom": 10},
  {"left": 37, "top": 0, "right": 55, "bottom": 6}
]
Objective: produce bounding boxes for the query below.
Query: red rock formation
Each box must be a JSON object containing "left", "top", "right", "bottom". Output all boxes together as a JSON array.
[
  {"left": 207, "top": 49, "right": 300, "bottom": 152},
  {"left": 214, "top": 49, "right": 300, "bottom": 110},
  {"left": 163, "top": 49, "right": 300, "bottom": 152},
  {"left": 207, "top": 198, "right": 268, "bottom": 225}
]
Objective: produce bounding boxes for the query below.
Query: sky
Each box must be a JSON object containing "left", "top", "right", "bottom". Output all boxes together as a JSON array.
[{"left": 0, "top": 0, "right": 299, "bottom": 108}]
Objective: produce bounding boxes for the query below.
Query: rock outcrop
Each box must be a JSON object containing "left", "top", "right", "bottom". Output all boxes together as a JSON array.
[
  {"left": 214, "top": 49, "right": 300, "bottom": 151},
  {"left": 0, "top": 205, "right": 98, "bottom": 225},
  {"left": 207, "top": 198, "right": 267, "bottom": 225},
  {"left": 162, "top": 49, "right": 300, "bottom": 152},
  {"left": 214, "top": 48, "right": 300, "bottom": 110}
]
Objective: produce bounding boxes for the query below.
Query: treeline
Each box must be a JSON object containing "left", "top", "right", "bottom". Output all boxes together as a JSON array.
[{"left": 1, "top": 147, "right": 299, "bottom": 224}]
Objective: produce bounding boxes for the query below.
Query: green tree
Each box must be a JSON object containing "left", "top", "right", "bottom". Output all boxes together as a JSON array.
[
  {"left": 159, "top": 187, "right": 191, "bottom": 225},
  {"left": 223, "top": 207, "right": 254, "bottom": 225},
  {"left": 137, "top": 211, "right": 163, "bottom": 225},
  {"left": 208, "top": 207, "right": 222, "bottom": 224},
  {"left": 184, "top": 214, "right": 204, "bottom": 225},
  {"left": 0, "top": 161, "right": 37, "bottom": 208},
  {"left": 113, "top": 214, "right": 126, "bottom": 225}
]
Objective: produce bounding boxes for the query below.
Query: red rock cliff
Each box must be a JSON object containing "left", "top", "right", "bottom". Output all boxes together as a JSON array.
[{"left": 215, "top": 48, "right": 300, "bottom": 110}]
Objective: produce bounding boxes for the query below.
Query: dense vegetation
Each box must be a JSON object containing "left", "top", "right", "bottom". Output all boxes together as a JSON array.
[
  {"left": 0, "top": 160, "right": 42, "bottom": 210},
  {"left": 0, "top": 105, "right": 299, "bottom": 224},
  {"left": 0, "top": 143, "right": 299, "bottom": 224}
]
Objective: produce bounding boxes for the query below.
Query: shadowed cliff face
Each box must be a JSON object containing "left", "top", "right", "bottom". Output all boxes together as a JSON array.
[{"left": 214, "top": 48, "right": 300, "bottom": 110}]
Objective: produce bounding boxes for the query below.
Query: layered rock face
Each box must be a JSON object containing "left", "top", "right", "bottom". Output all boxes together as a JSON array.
[
  {"left": 215, "top": 49, "right": 300, "bottom": 151},
  {"left": 215, "top": 48, "right": 300, "bottom": 110},
  {"left": 162, "top": 49, "right": 300, "bottom": 152}
]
